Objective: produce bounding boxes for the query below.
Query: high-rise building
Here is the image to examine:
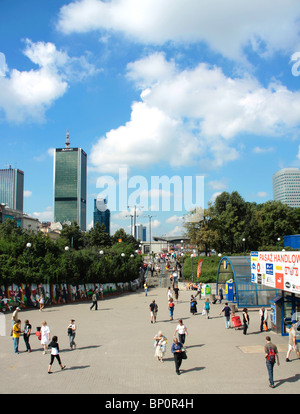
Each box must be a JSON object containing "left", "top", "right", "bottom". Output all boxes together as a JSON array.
[
  {"left": 93, "top": 198, "right": 110, "bottom": 234},
  {"left": 0, "top": 166, "right": 24, "bottom": 212},
  {"left": 53, "top": 131, "right": 87, "bottom": 231},
  {"left": 135, "top": 223, "right": 147, "bottom": 241},
  {"left": 273, "top": 167, "right": 300, "bottom": 208}
]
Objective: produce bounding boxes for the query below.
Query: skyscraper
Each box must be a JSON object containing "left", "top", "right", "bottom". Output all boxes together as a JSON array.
[
  {"left": 273, "top": 167, "right": 300, "bottom": 208},
  {"left": 53, "top": 131, "right": 87, "bottom": 231},
  {"left": 135, "top": 223, "right": 146, "bottom": 241},
  {"left": 0, "top": 166, "right": 24, "bottom": 212},
  {"left": 93, "top": 198, "right": 110, "bottom": 234}
]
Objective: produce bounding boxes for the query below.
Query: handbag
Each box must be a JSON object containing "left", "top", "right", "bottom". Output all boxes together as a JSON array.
[{"left": 181, "top": 350, "right": 187, "bottom": 359}]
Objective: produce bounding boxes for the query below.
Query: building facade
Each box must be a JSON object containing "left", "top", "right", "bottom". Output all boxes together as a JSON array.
[
  {"left": 93, "top": 198, "right": 110, "bottom": 234},
  {"left": 273, "top": 168, "right": 300, "bottom": 208},
  {"left": 53, "top": 135, "right": 87, "bottom": 231},
  {"left": 135, "top": 223, "right": 146, "bottom": 241},
  {"left": 0, "top": 166, "right": 24, "bottom": 212}
]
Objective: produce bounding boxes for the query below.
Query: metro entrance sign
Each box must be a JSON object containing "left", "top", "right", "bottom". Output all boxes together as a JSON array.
[{"left": 251, "top": 251, "right": 300, "bottom": 295}]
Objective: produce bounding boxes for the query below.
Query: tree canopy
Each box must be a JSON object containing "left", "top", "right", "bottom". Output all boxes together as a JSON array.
[
  {"left": 0, "top": 220, "right": 143, "bottom": 286},
  {"left": 185, "top": 191, "right": 300, "bottom": 254}
]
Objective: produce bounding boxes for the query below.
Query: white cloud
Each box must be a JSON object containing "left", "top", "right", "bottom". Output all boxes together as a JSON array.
[
  {"left": 31, "top": 206, "right": 53, "bottom": 222},
  {"left": 0, "top": 39, "right": 98, "bottom": 123},
  {"left": 24, "top": 190, "right": 32, "bottom": 198},
  {"left": 57, "top": 0, "right": 300, "bottom": 62},
  {"left": 90, "top": 53, "right": 300, "bottom": 173},
  {"left": 208, "top": 180, "right": 228, "bottom": 191},
  {"left": 253, "top": 146, "right": 275, "bottom": 154},
  {"left": 0, "top": 52, "right": 8, "bottom": 76},
  {"left": 167, "top": 225, "right": 185, "bottom": 237},
  {"left": 165, "top": 215, "right": 184, "bottom": 224},
  {"left": 257, "top": 192, "right": 268, "bottom": 198}
]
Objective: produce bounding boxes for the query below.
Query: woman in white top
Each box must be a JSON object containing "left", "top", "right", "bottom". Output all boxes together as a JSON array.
[
  {"left": 67, "top": 319, "right": 76, "bottom": 350},
  {"left": 174, "top": 319, "right": 188, "bottom": 345},
  {"left": 48, "top": 336, "right": 66, "bottom": 373},
  {"left": 154, "top": 331, "right": 167, "bottom": 362},
  {"left": 41, "top": 321, "right": 50, "bottom": 354},
  {"left": 167, "top": 287, "right": 173, "bottom": 302}
]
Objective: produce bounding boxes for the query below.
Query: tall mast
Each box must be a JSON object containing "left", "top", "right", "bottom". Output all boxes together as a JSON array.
[{"left": 65, "top": 129, "right": 70, "bottom": 148}]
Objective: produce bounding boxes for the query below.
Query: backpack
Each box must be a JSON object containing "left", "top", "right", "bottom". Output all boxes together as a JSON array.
[{"left": 266, "top": 346, "right": 276, "bottom": 363}]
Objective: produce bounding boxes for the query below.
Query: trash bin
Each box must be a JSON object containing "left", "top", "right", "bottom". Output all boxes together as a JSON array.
[{"left": 201, "top": 284, "right": 211, "bottom": 297}]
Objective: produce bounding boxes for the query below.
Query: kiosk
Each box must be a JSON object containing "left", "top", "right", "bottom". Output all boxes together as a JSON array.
[{"left": 270, "top": 292, "right": 300, "bottom": 337}]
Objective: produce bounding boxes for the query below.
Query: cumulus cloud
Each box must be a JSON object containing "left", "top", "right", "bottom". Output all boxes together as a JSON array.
[
  {"left": 56, "top": 0, "right": 300, "bottom": 61},
  {"left": 90, "top": 53, "right": 300, "bottom": 173},
  {"left": 0, "top": 39, "right": 98, "bottom": 123},
  {"left": 24, "top": 190, "right": 32, "bottom": 198},
  {"left": 31, "top": 206, "right": 54, "bottom": 222}
]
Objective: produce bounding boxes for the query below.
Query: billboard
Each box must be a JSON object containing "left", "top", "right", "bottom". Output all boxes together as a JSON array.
[{"left": 251, "top": 251, "right": 300, "bottom": 295}]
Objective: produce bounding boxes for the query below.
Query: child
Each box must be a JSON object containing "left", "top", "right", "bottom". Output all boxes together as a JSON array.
[
  {"left": 48, "top": 336, "right": 66, "bottom": 374},
  {"left": 168, "top": 298, "right": 175, "bottom": 320}
]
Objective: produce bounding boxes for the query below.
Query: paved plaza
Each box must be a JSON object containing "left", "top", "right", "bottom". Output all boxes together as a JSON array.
[{"left": 0, "top": 282, "right": 299, "bottom": 395}]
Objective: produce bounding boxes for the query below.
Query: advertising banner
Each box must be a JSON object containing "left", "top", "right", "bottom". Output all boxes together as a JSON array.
[
  {"left": 197, "top": 259, "right": 204, "bottom": 278},
  {"left": 251, "top": 251, "right": 300, "bottom": 294}
]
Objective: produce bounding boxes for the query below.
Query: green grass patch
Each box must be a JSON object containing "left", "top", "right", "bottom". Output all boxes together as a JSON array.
[{"left": 182, "top": 255, "right": 220, "bottom": 283}]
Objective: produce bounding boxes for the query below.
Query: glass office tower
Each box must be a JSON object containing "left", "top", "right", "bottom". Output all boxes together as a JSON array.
[
  {"left": 54, "top": 145, "right": 87, "bottom": 231},
  {"left": 93, "top": 199, "right": 110, "bottom": 234},
  {"left": 273, "top": 168, "right": 300, "bottom": 208},
  {"left": 0, "top": 167, "right": 24, "bottom": 212}
]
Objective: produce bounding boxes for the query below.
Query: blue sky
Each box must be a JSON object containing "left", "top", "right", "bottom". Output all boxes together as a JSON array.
[{"left": 1, "top": 0, "right": 300, "bottom": 238}]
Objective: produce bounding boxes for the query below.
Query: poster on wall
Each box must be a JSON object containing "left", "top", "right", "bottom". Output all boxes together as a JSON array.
[{"left": 251, "top": 251, "right": 300, "bottom": 294}]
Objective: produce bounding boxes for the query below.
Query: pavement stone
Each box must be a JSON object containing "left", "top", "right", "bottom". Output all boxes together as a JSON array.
[{"left": 0, "top": 278, "right": 299, "bottom": 395}]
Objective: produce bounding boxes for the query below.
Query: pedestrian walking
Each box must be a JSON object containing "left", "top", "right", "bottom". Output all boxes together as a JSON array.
[
  {"left": 173, "top": 286, "right": 179, "bottom": 303},
  {"left": 38, "top": 294, "right": 45, "bottom": 312},
  {"left": 204, "top": 298, "right": 210, "bottom": 319},
  {"left": 48, "top": 336, "right": 66, "bottom": 374},
  {"left": 174, "top": 319, "right": 188, "bottom": 345},
  {"left": 259, "top": 307, "right": 268, "bottom": 332},
  {"left": 144, "top": 282, "right": 148, "bottom": 296},
  {"left": 168, "top": 298, "right": 175, "bottom": 320},
  {"left": 264, "top": 336, "right": 279, "bottom": 388},
  {"left": 10, "top": 307, "right": 21, "bottom": 336},
  {"left": 171, "top": 337, "right": 185, "bottom": 375},
  {"left": 167, "top": 287, "right": 173, "bottom": 302},
  {"left": 12, "top": 319, "right": 21, "bottom": 354},
  {"left": 149, "top": 300, "right": 158, "bottom": 323},
  {"left": 218, "top": 286, "right": 224, "bottom": 304},
  {"left": 23, "top": 319, "right": 32, "bottom": 352},
  {"left": 190, "top": 295, "right": 197, "bottom": 315},
  {"left": 242, "top": 308, "right": 250, "bottom": 335},
  {"left": 194, "top": 283, "right": 202, "bottom": 299},
  {"left": 286, "top": 324, "right": 300, "bottom": 362},
  {"left": 153, "top": 331, "right": 167, "bottom": 362},
  {"left": 41, "top": 321, "right": 50, "bottom": 354},
  {"left": 67, "top": 319, "right": 76, "bottom": 350},
  {"left": 90, "top": 290, "right": 98, "bottom": 310},
  {"left": 220, "top": 303, "right": 231, "bottom": 329}
]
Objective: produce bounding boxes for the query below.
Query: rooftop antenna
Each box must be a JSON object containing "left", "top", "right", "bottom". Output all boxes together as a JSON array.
[{"left": 65, "top": 129, "right": 70, "bottom": 148}]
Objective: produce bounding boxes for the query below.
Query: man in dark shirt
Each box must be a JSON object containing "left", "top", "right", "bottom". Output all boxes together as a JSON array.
[
  {"left": 220, "top": 303, "right": 231, "bottom": 329},
  {"left": 149, "top": 300, "right": 158, "bottom": 323},
  {"left": 264, "top": 336, "right": 280, "bottom": 388}
]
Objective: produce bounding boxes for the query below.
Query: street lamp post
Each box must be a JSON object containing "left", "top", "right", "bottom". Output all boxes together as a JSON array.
[
  {"left": 191, "top": 253, "right": 194, "bottom": 283},
  {"left": 99, "top": 250, "right": 104, "bottom": 284},
  {"left": 242, "top": 238, "right": 246, "bottom": 255},
  {"left": 277, "top": 237, "right": 281, "bottom": 251}
]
